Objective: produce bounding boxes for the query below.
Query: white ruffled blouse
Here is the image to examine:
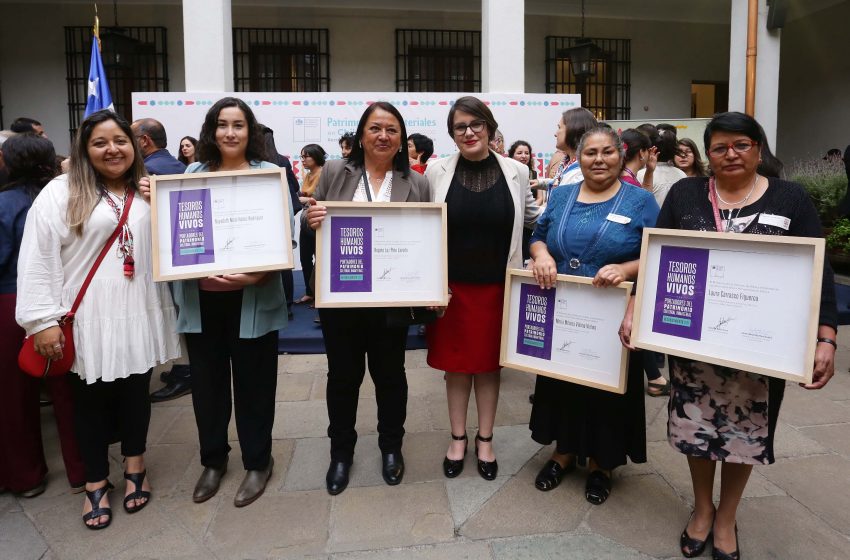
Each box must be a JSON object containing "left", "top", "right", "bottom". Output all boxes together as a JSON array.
[{"left": 16, "top": 175, "right": 181, "bottom": 384}]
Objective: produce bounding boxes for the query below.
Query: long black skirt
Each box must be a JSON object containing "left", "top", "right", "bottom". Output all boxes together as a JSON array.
[{"left": 529, "top": 350, "right": 646, "bottom": 470}]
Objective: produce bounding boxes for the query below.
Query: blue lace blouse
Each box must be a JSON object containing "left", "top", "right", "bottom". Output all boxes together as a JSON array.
[{"left": 530, "top": 182, "right": 659, "bottom": 277}]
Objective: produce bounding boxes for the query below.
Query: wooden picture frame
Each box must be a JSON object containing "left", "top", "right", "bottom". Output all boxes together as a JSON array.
[
  {"left": 632, "top": 228, "right": 824, "bottom": 384},
  {"left": 150, "top": 168, "right": 294, "bottom": 282},
  {"left": 500, "top": 269, "right": 632, "bottom": 394},
  {"left": 314, "top": 201, "right": 449, "bottom": 308}
]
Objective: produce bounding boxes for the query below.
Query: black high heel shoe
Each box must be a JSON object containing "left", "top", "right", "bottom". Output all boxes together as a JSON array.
[
  {"left": 712, "top": 524, "right": 740, "bottom": 560},
  {"left": 443, "top": 433, "right": 468, "bottom": 478},
  {"left": 82, "top": 482, "right": 114, "bottom": 530},
  {"left": 680, "top": 510, "right": 714, "bottom": 558},
  {"left": 474, "top": 433, "right": 498, "bottom": 481}
]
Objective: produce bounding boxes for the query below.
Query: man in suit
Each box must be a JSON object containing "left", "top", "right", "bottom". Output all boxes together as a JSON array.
[
  {"left": 132, "top": 118, "right": 187, "bottom": 176},
  {"left": 131, "top": 118, "right": 192, "bottom": 402}
]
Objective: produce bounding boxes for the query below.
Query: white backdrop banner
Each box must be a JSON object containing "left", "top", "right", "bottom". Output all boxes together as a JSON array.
[{"left": 132, "top": 92, "right": 580, "bottom": 178}]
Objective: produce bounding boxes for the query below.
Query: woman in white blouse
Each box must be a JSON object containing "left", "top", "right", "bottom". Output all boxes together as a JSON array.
[
  {"left": 306, "top": 102, "right": 431, "bottom": 496},
  {"left": 16, "top": 110, "right": 180, "bottom": 530}
]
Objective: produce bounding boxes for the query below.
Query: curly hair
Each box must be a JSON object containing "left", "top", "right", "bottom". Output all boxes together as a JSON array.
[{"left": 196, "top": 97, "right": 268, "bottom": 168}]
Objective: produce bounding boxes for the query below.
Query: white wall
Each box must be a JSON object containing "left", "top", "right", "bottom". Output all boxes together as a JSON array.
[
  {"left": 0, "top": 3, "right": 731, "bottom": 155},
  {"left": 524, "top": 14, "right": 731, "bottom": 122},
  {"left": 0, "top": 3, "right": 184, "bottom": 154},
  {"left": 776, "top": 1, "right": 850, "bottom": 162}
]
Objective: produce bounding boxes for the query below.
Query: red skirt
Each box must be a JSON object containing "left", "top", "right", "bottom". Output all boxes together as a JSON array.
[{"left": 426, "top": 281, "right": 505, "bottom": 374}]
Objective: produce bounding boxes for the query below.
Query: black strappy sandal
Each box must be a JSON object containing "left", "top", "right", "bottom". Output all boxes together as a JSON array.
[
  {"left": 123, "top": 470, "right": 151, "bottom": 514},
  {"left": 474, "top": 433, "right": 498, "bottom": 480},
  {"left": 82, "top": 482, "right": 114, "bottom": 530},
  {"left": 443, "top": 433, "right": 468, "bottom": 478},
  {"left": 584, "top": 470, "right": 612, "bottom": 505}
]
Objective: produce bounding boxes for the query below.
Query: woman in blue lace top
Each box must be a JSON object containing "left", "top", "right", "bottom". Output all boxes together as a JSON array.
[{"left": 528, "top": 127, "right": 659, "bottom": 505}]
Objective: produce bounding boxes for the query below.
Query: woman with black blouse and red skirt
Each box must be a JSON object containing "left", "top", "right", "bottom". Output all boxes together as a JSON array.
[{"left": 425, "top": 96, "right": 540, "bottom": 481}]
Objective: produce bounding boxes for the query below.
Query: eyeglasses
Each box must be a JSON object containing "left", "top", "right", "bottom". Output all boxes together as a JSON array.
[
  {"left": 452, "top": 120, "right": 486, "bottom": 136},
  {"left": 707, "top": 140, "right": 758, "bottom": 158}
]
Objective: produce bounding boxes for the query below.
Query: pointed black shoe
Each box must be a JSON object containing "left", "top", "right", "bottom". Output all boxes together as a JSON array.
[
  {"left": 443, "top": 433, "right": 468, "bottom": 478},
  {"left": 474, "top": 433, "right": 498, "bottom": 481},
  {"left": 326, "top": 460, "right": 351, "bottom": 495},
  {"left": 381, "top": 451, "right": 405, "bottom": 485}
]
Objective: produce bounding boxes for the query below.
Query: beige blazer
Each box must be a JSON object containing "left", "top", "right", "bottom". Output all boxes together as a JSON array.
[
  {"left": 425, "top": 151, "right": 541, "bottom": 270},
  {"left": 313, "top": 159, "right": 432, "bottom": 203}
]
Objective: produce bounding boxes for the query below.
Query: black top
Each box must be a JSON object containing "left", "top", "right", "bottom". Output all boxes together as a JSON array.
[
  {"left": 657, "top": 176, "right": 838, "bottom": 328},
  {"left": 446, "top": 154, "right": 515, "bottom": 283}
]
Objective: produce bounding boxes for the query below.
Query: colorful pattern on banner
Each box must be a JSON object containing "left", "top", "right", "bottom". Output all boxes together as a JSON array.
[
  {"left": 516, "top": 283, "right": 556, "bottom": 360},
  {"left": 330, "top": 216, "right": 372, "bottom": 293},
  {"left": 132, "top": 92, "right": 581, "bottom": 179},
  {"left": 652, "top": 245, "right": 710, "bottom": 340}
]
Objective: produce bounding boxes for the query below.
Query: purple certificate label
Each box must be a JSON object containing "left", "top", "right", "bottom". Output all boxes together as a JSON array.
[
  {"left": 170, "top": 189, "right": 215, "bottom": 267},
  {"left": 515, "top": 283, "right": 555, "bottom": 360},
  {"left": 330, "top": 216, "right": 372, "bottom": 292},
  {"left": 652, "top": 245, "right": 709, "bottom": 340}
]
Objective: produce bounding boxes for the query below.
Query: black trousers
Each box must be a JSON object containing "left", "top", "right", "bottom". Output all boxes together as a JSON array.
[
  {"left": 299, "top": 227, "right": 316, "bottom": 297},
  {"left": 318, "top": 308, "right": 408, "bottom": 463},
  {"left": 185, "top": 290, "right": 278, "bottom": 471},
  {"left": 70, "top": 370, "right": 152, "bottom": 483}
]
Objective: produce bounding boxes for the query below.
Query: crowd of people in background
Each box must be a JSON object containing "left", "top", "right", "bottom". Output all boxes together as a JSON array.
[{"left": 0, "top": 100, "right": 845, "bottom": 560}]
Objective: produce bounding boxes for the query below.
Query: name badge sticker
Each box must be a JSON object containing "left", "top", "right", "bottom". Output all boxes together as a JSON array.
[
  {"left": 606, "top": 213, "right": 631, "bottom": 225},
  {"left": 758, "top": 213, "right": 791, "bottom": 230}
]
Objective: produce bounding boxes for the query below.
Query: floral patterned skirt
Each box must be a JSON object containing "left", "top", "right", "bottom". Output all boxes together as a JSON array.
[{"left": 667, "top": 357, "right": 785, "bottom": 465}]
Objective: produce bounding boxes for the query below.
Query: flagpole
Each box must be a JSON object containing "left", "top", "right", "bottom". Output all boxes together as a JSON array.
[{"left": 94, "top": 4, "right": 101, "bottom": 51}]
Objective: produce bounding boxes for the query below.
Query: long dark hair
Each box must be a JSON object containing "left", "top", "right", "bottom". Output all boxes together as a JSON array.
[
  {"left": 196, "top": 97, "right": 267, "bottom": 168},
  {"left": 620, "top": 128, "right": 651, "bottom": 162},
  {"left": 67, "top": 110, "right": 146, "bottom": 236},
  {"left": 0, "top": 133, "right": 57, "bottom": 198},
  {"left": 347, "top": 101, "right": 410, "bottom": 178},
  {"left": 704, "top": 111, "right": 783, "bottom": 178},
  {"left": 676, "top": 138, "right": 707, "bottom": 177},
  {"left": 177, "top": 135, "right": 197, "bottom": 165}
]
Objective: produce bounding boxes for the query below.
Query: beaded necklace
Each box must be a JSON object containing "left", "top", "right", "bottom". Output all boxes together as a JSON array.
[{"left": 101, "top": 186, "right": 135, "bottom": 278}]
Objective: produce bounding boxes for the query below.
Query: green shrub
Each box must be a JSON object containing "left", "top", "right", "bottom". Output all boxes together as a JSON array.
[
  {"left": 827, "top": 218, "right": 850, "bottom": 254},
  {"left": 788, "top": 158, "right": 847, "bottom": 227}
]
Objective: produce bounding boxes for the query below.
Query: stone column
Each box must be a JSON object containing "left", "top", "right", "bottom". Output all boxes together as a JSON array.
[
  {"left": 182, "top": 0, "right": 233, "bottom": 91},
  {"left": 481, "top": 0, "right": 525, "bottom": 93}
]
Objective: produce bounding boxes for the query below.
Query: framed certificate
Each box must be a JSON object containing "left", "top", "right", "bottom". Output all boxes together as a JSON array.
[
  {"left": 314, "top": 202, "right": 448, "bottom": 307},
  {"left": 150, "top": 168, "right": 294, "bottom": 281},
  {"left": 632, "top": 228, "right": 824, "bottom": 384},
  {"left": 500, "top": 269, "right": 632, "bottom": 394}
]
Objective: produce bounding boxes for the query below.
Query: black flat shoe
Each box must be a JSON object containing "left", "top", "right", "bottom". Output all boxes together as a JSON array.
[
  {"left": 123, "top": 470, "right": 151, "bottom": 514},
  {"left": 381, "top": 451, "right": 405, "bottom": 485},
  {"left": 443, "top": 433, "right": 468, "bottom": 478},
  {"left": 534, "top": 459, "right": 574, "bottom": 491},
  {"left": 584, "top": 470, "right": 611, "bottom": 505},
  {"left": 474, "top": 433, "right": 498, "bottom": 481},
  {"left": 82, "top": 482, "right": 114, "bottom": 530},
  {"left": 680, "top": 511, "right": 713, "bottom": 558},
  {"left": 712, "top": 524, "right": 740, "bottom": 560},
  {"left": 326, "top": 460, "right": 351, "bottom": 495},
  {"left": 150, "top": 378, "right": 191, "bottom": 402}
]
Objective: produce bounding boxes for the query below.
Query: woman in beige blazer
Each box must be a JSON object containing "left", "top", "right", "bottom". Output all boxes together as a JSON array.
[
  {"left": 424, "top": 96, "right": 540, "bottom": 481},
  {"left": 306, "top": 102, "right": 431, "bottom": 496}
]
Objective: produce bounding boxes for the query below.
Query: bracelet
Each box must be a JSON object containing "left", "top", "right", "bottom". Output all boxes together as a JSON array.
[{"left": 816, "top": 337, "right": 837, "bottom": 349}]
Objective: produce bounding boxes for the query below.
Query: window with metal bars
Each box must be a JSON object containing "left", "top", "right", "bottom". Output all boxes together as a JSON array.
[
  {"left": 64, "top": 26, "right": 169, "bottom": 141},
  {"left": 545, "top": 36, "right": 630, "bottom": 120},
  {"left": 233, "top": 28, "right": 330, "bottom": 92},
  {"left": 396, "top": 30, "right": 481, "bottom": 92}
]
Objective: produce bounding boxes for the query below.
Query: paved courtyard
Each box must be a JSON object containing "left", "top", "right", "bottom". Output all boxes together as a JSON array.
[{"left": 3, "top": 327, "right": 850, "bottom": 560}]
